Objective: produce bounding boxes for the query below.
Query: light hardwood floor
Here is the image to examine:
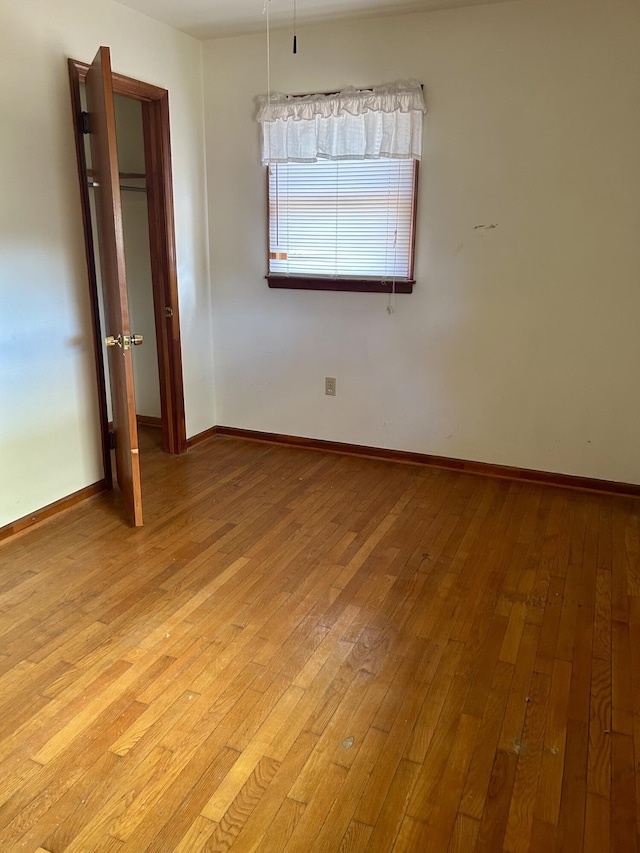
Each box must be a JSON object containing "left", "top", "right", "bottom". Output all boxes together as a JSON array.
[{"left": 0, "top": 429, "right": 639, "bottom": 852}]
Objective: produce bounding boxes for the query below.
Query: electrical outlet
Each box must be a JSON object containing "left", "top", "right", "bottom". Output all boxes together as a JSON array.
[{"left": 325, "top": 377, "right": 336, "bottom": 396}]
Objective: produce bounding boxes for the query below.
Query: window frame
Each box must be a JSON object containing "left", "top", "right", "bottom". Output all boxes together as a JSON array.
[{"left": 265, "top": 159, "right": 419, "bottom": 294}]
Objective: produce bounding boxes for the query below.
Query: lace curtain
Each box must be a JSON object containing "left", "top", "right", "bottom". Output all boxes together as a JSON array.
[{"left": 257, "top": 80, "right": 426, "bottom": 164}]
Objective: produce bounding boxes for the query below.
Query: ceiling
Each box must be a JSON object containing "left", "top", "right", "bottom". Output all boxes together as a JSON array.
[{"left": 112, "top": 0, "right": 517, "bottom": 40}]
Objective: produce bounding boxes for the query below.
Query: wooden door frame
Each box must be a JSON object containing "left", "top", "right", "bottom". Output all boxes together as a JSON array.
[{"left": 68, "top": 58, "right": 187, "bottom": 462}]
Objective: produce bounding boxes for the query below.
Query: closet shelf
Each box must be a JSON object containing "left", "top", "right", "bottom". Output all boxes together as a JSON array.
[{"left": 86, "top": 169, "right": 146, "bottom": 179}]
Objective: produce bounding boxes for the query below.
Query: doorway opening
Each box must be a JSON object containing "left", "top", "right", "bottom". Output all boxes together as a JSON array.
[
  {"left": 69, "top": 56, "right": 187, "bottom": 523},
  {"left": 88, "top": 94, "right": 164, "bottom": 438}
]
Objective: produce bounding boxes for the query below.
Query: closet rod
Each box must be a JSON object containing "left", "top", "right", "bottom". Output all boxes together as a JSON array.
[{"left": 88, "top": 181, "right": 147, "bottom": 193}]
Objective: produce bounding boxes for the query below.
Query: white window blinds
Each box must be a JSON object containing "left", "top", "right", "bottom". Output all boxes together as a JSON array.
[{"left": 268, "top": 159, "right": 417, "bottom": 280}]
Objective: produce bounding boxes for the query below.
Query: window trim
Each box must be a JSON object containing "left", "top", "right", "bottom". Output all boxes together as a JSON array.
[
  {"left": 265, "top": 160, "right": 419, "bottom": 294},
  {"left": 265, "top": 276, "right": 415, "bottom": 293}
]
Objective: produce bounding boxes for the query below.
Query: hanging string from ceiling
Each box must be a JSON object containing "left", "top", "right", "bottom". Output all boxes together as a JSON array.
[
  {"left": 293, "top": 0, "right": 298, "bottom": 54},
  {"left": 263, "top": 0, "right": 271, "bottom": 103},
  {"left": 263, "top": 0, "right": 272, "bottom": 169}
]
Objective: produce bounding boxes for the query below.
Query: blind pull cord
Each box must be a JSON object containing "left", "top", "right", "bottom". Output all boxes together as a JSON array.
[{"left": 387, "top": 160, "right": 402, "bottom": 315}]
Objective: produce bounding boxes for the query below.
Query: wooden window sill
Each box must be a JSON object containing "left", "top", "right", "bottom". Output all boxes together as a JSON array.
[{"left": 266, "top": 276, "right": 414, "bottom": 293}]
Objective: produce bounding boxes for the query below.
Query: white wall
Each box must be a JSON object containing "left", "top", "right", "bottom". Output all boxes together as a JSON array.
[
  {"left": 0, "top": 0, "right": 215, "bottom": 528},
  {"left": 113, "top": 93, "right": 145, "bottom": 175},
  {"left": 203, "top": 0, "right": 640, "bottom": 484}
]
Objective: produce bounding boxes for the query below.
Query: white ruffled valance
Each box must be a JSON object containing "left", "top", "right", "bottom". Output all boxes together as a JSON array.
[{"left": 257, "top": 80, "right": 426, "bottom": 164}]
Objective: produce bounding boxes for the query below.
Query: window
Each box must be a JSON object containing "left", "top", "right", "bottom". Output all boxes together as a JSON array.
[
  {"left": 267, "top": 158, "right": 418, "bottom": 291},
  {"left": 257, "top": 81, "right": 426, "bottom": 293}
]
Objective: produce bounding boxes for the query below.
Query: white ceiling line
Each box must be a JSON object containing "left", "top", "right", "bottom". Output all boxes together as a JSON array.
[{"left": 112, "top": 0, "right": 520, "bottom": 40}]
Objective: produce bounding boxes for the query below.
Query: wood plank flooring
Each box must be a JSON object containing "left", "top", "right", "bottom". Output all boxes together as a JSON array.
[{"left": 0, "top": 429, "right": 639, "bottom": 851}]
